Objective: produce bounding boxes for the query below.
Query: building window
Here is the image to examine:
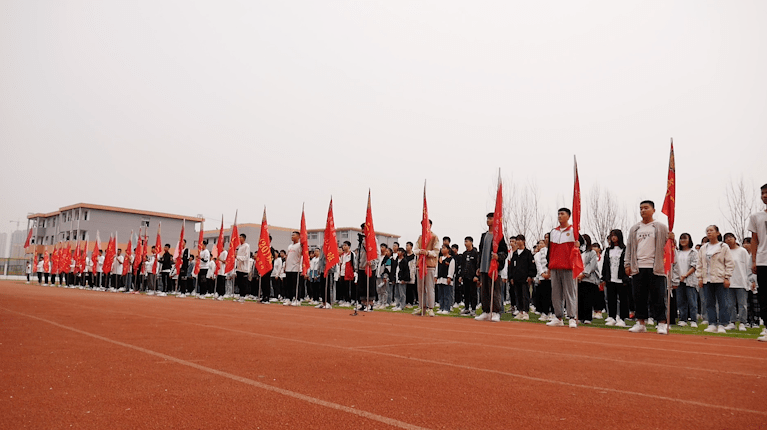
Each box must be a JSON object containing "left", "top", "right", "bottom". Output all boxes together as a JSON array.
[
  {"left": 52, "top": 218, "right": 56, "bottom": 227},
  {"left": 341, "top": 232, "right": 348, "bottom": 239},
  {"left": 309, "top": 233, "right": 318, "bottom": 240},
  {"left": 141, "top": 217, "right": 150, "bottom": 227},
  {"left": 84, "top": 210, "right": 90, "bottom": 221},
  {"left": 81, "top": 231, "right": 87, "bottom": 241},
  {"left": 224, "top": 236, "right": 229, "bottom": 245}
]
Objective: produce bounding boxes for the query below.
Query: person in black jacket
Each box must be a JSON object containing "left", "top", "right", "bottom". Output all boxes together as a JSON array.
[
  {"left": 451, "top": 244, "right": 463, "bottom": 307},
  {"left": 476, "top": 213, "right": 509, "bottom": 322},
  {"left": 510, "top": 235, "right": 537, "bottom": 320},
  {"left": 459, "top": 237, "right": 479, "bottom": 315},
  {"left": 600, "top": 229, "right": 631, "bottom": 326},
  {"left": 160, "top": 244, "right": 173, "bottom": 293}
]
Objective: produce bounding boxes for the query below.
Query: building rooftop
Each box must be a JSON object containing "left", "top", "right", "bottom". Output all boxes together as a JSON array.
[{"left": 28, "top": 203, "right": 204, "bottom": 222}]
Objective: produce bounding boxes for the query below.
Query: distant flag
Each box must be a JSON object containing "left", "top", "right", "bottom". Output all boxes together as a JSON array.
[
  {"left": 63, "top": 242, "right": 73, "bottom": 274},
  {"left": 74, "top": 242, "right": 82, "bottom": 275},
  {"left": 43, "top": 250, "right": 50, "bottom": 273},
  {"left": 300, "top": 204, "right": 311, "bottom": 276},
  {"left": 194, "top": 221, "right": 204, "bottom": 276},
  {"left": 489, "top": 171, "right": 503, "bottom": 279},
  {"left": 79, "top": 242, "right": 87, "bottom": 275},
  {"left": 419, "top": 183, "right": 431, "bottom": 280},
  {"left": 141, "top": 230, "right": 149, "bottom": 275},
  {"left": 215, "top": 216, "right": 225, "bottom": 274},
  {"left": 133, "top": 229, "right": 143, "bottom": 274},
  {"left": 255, "top": 207, "right": 273, "bottom": 277},
  {"left": 225, "top": 211, "right": 240, "bottom": 273},
  {"left": 322, "top": 198, "right": 339, "bottom": 277},
  {"left": 52, "top": 246, "right": 59, "bottom": 275},
  {"left": 103, "top": 234, "right": 116, "bottom": 275},
  {"left": 123, "top": 231, "right": 133, "bottom": 277},
  {"left": 364, "top": 190, "right": 378, "bottom": 277},
  {"left": 23, "top": 226, "right": 33, "bottom": 249},
  {"left": 34, "top": 253, "right": 39, "bottom": 274},
  {"left": 571, "top": 156, "right": 584, "bottom": 279},
  {"left": 92, "top": 232, "right": 101, "bottom": 276},
  {"left": 662, "top": 139, "right": 676, "bottom": 275},
  {"left": 174, "top": 221, "right": 185, "bottom": 275},
  {"left": 153, "top": 223, "right": 162, "bottom": 274}
]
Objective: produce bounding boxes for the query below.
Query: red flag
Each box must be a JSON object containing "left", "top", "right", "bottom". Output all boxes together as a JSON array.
[
  {"left": 34, "top": 253, "right": 39, "bottom": 274},
  {"left": 133, "top": 229, "right": 143, "bottom": 274},
  {"left": 123, "top": 232, "right": 133, "bottom": 277},
  {"left": 489, "top": 172, "right": 504, "bottom": 279},
  {"left": 92, "top": 232, "right": 101, "bottom": 276},
  {"left": 323, "top": 198, "right": 339, "bottom": 277},
  {"left": 80, "top": 242, "right": 87, "bottom": 275},
  {"left": 571, "top": 157, "right": 584, "bottom": 279},
  {"left": 153, "top": 223, "right": 162, "bottom": 274},
  {"left": 51, "top": 246, "right": 58, "bottom": 275},
  {"left": 43, "top": 250, "right": 50, "bottom": 273},
  {"left": 662, "top": 139, "right": 676, "bottom": 275},
  {"left": 256, "top": 207, "right": 273, "bottom": 277},
  {"left": 23, "top": 226, "right": 33, "bottom": 249},
  {"left": 63, "top": 243, "right": 72, "bottom": 274},
  {"left": 103, "top": 235, "right": 116, "bottom": 274},
  {"left": 141, "top": 230, "right": 148, "bottom": 275},
  {"left": 174, "top": 221, "right": 185, "bottom": 275},
  {"left": 194, "top": 222, "right": 204, "bottom": 276},
  {"left": 418, "top": 183, "right": 431, "bottom": 280},
  {"left": 364, "top": 190, "right": 378, "bottom": 277},
  {"left": 73, "top": 242, "right": 81, "bottom": 274},
  {"left": 300, "top": 205, "right": 311, "bottom": 276},
  {"left": 215, "top": 217, "right": 225, "bottom": 275},
  {"left": 225, "top": 212, "right": 240, "bottom": 273}
]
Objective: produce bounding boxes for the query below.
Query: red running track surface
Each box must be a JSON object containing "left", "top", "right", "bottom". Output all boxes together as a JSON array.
[{"left": 1, "top": 281, "right": 765, "bottom": 429}]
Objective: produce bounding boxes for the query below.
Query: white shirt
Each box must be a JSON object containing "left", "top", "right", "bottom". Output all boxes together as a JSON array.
[
  {"left": 113, "top": 255, "right": 124, "bottom": 274},
  {"left": 235, "top": 243, "right": 250, "bottom": 273},
  {"left": 285, "top": 242, "right": 302, "bottom": 272},
  {"left": 608, "top": 246, "right": 623, "bottom": 283},
  {"left": 199, "top": 249, "right": 211, "bottom": 270},
  {"left": 217, "top": 250, "right": 228, "bottom": 276},
  {"left": 729, "top": 246, "right": 751, "bottom": 289},
  {"left": 635, "top": 222, "right": 656, "bottom": 268},
  {"left": 534, "top": 248, "right": 548, "bottom": 281},
  {"left": 748, "top": 211, "right": 767, "bottom": 266},
  {"left": 97, "top": 255, "right": 104, "bottom": 273},
  {"left": 272, "top": 257, "right": 283, "bottom": 278}
]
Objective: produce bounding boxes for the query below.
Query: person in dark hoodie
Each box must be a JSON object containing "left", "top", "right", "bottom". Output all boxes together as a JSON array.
[
  {"left": 476, "top": 212, "right": 509, "bottom": 322},
  {"left": 510, "top": 234, "right": 536, "bottom": 320}
]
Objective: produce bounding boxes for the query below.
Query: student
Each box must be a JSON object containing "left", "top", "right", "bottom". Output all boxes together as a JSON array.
[
  {"left": 217, "top": 248, "right": 229, "bottom": 298},
  {"left": 393, "top": 247, "right": 409, "bottom": 311},
  {"left": 36, "top": 256, "right": 44, "bottom": 285},
  {"left": 697, "top": 225, "right": 734, "bottom": 334},
  {"left": 625, "top": 200, "right": 674, "bottom": 335},
  {"left": 284, "top": 231, "right": 301, "bottom": 305},
  {"left": 747, "top": 184, "right": 767, "bottom": 341},
  {"left": 198, "top": 240, "right": 210, "bottom": 296},
  {"left": 145, "top": 247, "right": 157, "bottom": 293},
  {"left": 725, "top": 233, "right": 750, "bottom": 331},
  {"left": 375, "top": 244, "right": 391, "bottom": 309},
  {"left": 510, "top": 235, "right": 536, "bottom": 320},
  {"left": 234, "top": 234, "right": 251, "bottom": 301},
  {"left": 460, "top": 237, "right": 480, "bottom": 316},
  {"left": 335, "top": 241, "right": 354, "bottom": 306},
  {"left": 309, "top": 248, "right": 320, "bottom": 304},
  {"left": 743, "top": 238, "right": 760, "bottom": 329},
  {"left": 535, "top": 236, "right": 554, "bottom": 321},
  {"left": 96, "top": 250, "right": 105, "bottom": 289},
  {"left": 671, "top": 233, "right": 699, "bottom": 327},
  {"left": 546, "top": 208, "right": 578, "bottom": 328},
  {"left": 413, "top": 220, "right": 440, "bottom": 317},
  {"left": 112, "top": 249, "right": 124, "bottom": 292},
  {"left": 26, "top": 261, "right": 31, "bottom": 284},
  {"left": 159, "top": 244, "right": 173, "bottom": 293},
  {"left": 577, "top": 234, "right": 600, "bottom": 324},
  {"left": 476, "top": 213, "right": 508, "bottom": 322},
  {"left": 404, "top": 242, "right": 417, "bottom": 308},
  {"left": 436, "top": 244, "right": 455, "bottom": 314},
  {"left": 451, "top": 243, "right": 463, "bottom": 308}
]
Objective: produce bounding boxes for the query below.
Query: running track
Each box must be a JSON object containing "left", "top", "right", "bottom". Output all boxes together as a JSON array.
[{"left": 1, "top": 281, "right": 765, "bottom": 429}]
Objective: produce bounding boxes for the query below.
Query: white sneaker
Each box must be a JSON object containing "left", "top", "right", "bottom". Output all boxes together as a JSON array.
[
  {"left": 428, "top": 309, "right": 435, "bottom": 317},
  {"left": 392, "top": 306, "right": 402, "bottom": 311},
  {"left": 703, "top": 325, "right": 718, "bottom": 333},
  {"left": 605, "top": 317, "right": 616, "bottom": 326},
  {"left": 546, "top": 318, "right": 564, "bottom": 327},
  {"left": 594, "top": 312, "right": 603, "bottom": 319},
  {"left": 539, "top": 314, "right": 550, "bottom": 322},
  {"left": 739, "top": 323, "right": 748, "bottom": 331},
  {"left": 724, "top": 323, "right": 736, "bottom": 331},
  {"left": 677, "top": 321, "right": 687, "bottom": 327},
  {"left": 628, "top": 323, "right": 647, "bottom": 333},
  {"left": 569, "top": 319, "right": 577, "bottom": 328},
  {"left": 702, "top": 320, "right": 709, "bottom": 326},
  {"left": 521, "top": 312, "right": 529, "bottom": 321},
  {"left": 291, "top": 300, "right": 300, "bottom": 307},
  {"left": 647, "top": 318, "right": 655, "bottom": 326},
  {"left": 475, "top": 312, "right": 491, "bottom": 321},
  {"left": 657, "top": 323, "right": 668, "bottom": 335},
  {"left": 758, "top": 335, "right": 767, "bottom": 342},
  {"left": 177, "top": 294, "right": 186, "bottom": 298},
  {"left": 491, "top": 313, "right": 501, "bottom": 322},
  {"left": 717, "top": 325, "right": 727, "bottom": 334},
  {"left": 690, "top": 321, "right": 698, "bottom": 328}
]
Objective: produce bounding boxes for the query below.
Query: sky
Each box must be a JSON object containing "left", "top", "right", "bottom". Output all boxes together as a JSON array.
[{"left": 1, "top": 0, "right": 765, "bottom": 250}]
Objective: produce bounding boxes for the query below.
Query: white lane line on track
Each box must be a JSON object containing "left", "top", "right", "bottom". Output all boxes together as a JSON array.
[
  {"left": 14, "top": 293, "right": 767, "bottom": 379},
  {"left": 4, "top": 308, "right": 429, "bottom": 430},
  {"left": 8, "top": 304, "right": 764, "bottom": 418}
]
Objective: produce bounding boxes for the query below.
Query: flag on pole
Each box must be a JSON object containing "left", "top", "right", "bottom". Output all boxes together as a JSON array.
[
  {"left": 174, "top": 221, "right": 185, "bottom": 275},
  {"left": 418, "top": 183, "right": 431, "bottom": 280},
  {"left": 92, "top": 232, "right": 101, "bottom": 276},
  {"left": 123, "top": 232, "right": 133, "bottom": 277},
  {"left": 141, "top": 230, "right": 148, "bottom": 275},
  {"left": 571, "top": 156, "right": 585, "bottom": 279},
  {"left": 364, "top": 190, "right": 379, "bottom": 277},
  {"left": 194, "top": 221, "right": 204, "bottom": 276},
  {"left": 43, "top": 250, "right": 50, "bottom": 273},
  {"left": 662, "top": 139, "right": 676, "bottom": 275},
  {"left": 225, "top": 211, "right": 240, "bottom": 273},
  {"left": 79, "top": 242, "right": 87, "bottom": 275},
  {"left": 488, "top": 171, "right": 504, "bottom": 279},
  {"left": 103, "top": 234, "right": 116, "bottom": 274},
  {"left": 322, "top": 198, "right": 339, "bottom": 277},
  {"left": 133, "top": 229, "right": 143, "bottom": 274},
  {"left": 215, "top": 216, "right": 225, "bottom": 274},
  {"left": 23, "top": 226, "right": 33, "bottom": 249},
  {"left": 256, "top": 207, "right": 273, "bottom": 277},
  {"left": 153, "top": 223, "right": 162, "bottom": 274},
  {"left": 52, "top": 246, "right": 59, "bottom": 275},
  {"left": 300, "top": 204, "right": 311, "bottom": 276},
  {"left": 34, "top": 253, "right": 38, "bottom": 274},
  {"left": 74, "top": 242, "right": 82, "bottom": 275}
]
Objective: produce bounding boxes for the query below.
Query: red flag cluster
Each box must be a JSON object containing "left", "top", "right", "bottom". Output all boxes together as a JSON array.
[{"left": 255, "top": 208, "right": 273, "bottom": 277}]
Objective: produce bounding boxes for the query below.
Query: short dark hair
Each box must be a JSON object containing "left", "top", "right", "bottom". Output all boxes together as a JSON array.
[
  {"left": 406, "top": 241, "right": 413, "bottom": 247},
  {"left": 343, "top": 240, "right": 351, "bottom": 247},
  {"left": 558, "top": 208, "right": 571, "bottom": 216},
  {"left": 240, "top": 233, "right": 247, "bottom": 240},
  {"left": 486, "top": 212, "right": 494, "bottom": 218},
  {"left": 183, "top": 239, "right": 186, "bottom": 244},
  {"left": 117, "top": 248, "right": 122, "bottom": 252},
  {"left": 451, "top": 244, "right": 459, "bottom": 250},
  {"left": 442, "top": 236, "right": 450, "bottom": 242},
  {"left": 678, "top": 233, "right": 692, "bottom": 250},
  {"left": 640, "top": 200, "right": 655, "bottom": 208},
  {"left": 165, "top": 244, "right": 171, "bottom": 248},
  {"left": 397, "top": 248, "right": 406, "bottom": 254},
  {"left": 202, "top": 240, "right": 208, "bottom": 245},
  {"left": 744, "top": 237, "right": 752, "bottom": 244},
  {"left": 393, "top": 241, "right": 399, "bottom": 247},
  {"left": 465, "top": 236, "right": 473, "bottom": 242},
  {"left": 723, "top": 232, "right": 736, "bottom": 241},
  {"left": 516, "top": 234, "right": 525, "bottom": 241},
  {"left": 380, "top": 243, "right": 388, "bottom": 249},
  {"left": 761, "top": 183, "right": 767, "bottom": 191}
]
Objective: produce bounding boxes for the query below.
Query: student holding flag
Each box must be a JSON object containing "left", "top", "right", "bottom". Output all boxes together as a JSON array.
[{"left": 476, "top": 212, "right": 508, "bottom": 322}]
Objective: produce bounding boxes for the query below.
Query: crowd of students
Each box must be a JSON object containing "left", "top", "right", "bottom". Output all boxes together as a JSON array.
[{"left": 27, "top": 185, "right": 767, "bottom": 342}]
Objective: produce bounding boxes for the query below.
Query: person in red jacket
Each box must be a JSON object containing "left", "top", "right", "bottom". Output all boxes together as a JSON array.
[{"left": 546, "top": 208, "right": 578, "bottom": 328}]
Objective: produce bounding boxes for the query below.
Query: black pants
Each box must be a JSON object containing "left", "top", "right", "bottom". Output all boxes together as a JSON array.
[
  {"left": 284, "top": 272, "right": 298, "bottom": 300},
  {"left": 357, "top": 270, "right": 373, "bottom": 301},
  {"left": 537, "top": 280, "right": 553, "bottom": 315},
  {"left": 111, "top": 274, "right": 122, "bottom": 289},
  {"left": 37, "top": 272, "right": 43, "bottom": 284},
  {"left": 406, "top": 283, "right": 416, "bottom": 305},
  {"left": 757, "top": 266, "right": 767, "bottom": 324},
  {"left": 236, "top": 271, "right": 249, "bottom": 297},
  {"left": 578, "top": 281, "right": 597, "bottom": 321},
  {"left": 632, "top": 268, "right": 667, "bottom": 322},
  {"left": 161, "top": 272, "right": 170, "bottom": 292},
  {"left": 480, "top": 273, "right": 503, "bottom": 315},
  {"left": 513, "top": 279, "right": 530, "bottom": 313},
  {"left": 198, "top": 270, "right": 208, "bottom": 294},
  {"left": 272, "top": 277, "right": 282, "bottom": 299},
  {"left": 463, "top": 278, "right": 478, "bottom": 311},
  {"left": 606, "top": 281, "right": 630, "bottom": 320},
  {"left": 337, "top": 279, "right": 351, "bottom": 302},
  {"left": 216, "top": 275, "right": 226, "bottom": 296},
  {"left": 454, "top": 279, "right": 463, "bottom": 305}
]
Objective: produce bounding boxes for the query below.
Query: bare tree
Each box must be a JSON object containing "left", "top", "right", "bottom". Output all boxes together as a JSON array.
[
  {"left": 501, "top": 178, "right": 551, "bottom": 245},
  {"left": 721, "top": 176, "right": 759, "bottom": 243},
  {"left": 585, "top": 184, "right": 627, "bottom": 248}
]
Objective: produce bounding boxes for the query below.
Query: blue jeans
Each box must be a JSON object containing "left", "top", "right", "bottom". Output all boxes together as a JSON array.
[
  {"left": 677, "top": 282, "right": 698, "bottom": 322},
  {"left": 439, "top": 283, "right": 454, "bottom": 311},
  {"left": 704, "top": 283, "right": 730, "bottom": 326},
  {"left": 729, "top": 288, "right": 748, "bottom": 324}
]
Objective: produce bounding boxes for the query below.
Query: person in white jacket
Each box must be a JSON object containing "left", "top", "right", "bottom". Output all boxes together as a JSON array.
[
  {"left": 697, "top": 226, "right": 735, "bottom": 334},
  {"left": 725, "top": 233, "right": 751, "bottom": 331},
  {"left": 235, "top": 234, "right": 251, "bottom": 301}
]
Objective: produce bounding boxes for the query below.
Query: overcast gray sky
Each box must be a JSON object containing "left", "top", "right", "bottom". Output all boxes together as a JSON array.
[{"left": 1, "top": 1, "right": 765, "bottom": 247}]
